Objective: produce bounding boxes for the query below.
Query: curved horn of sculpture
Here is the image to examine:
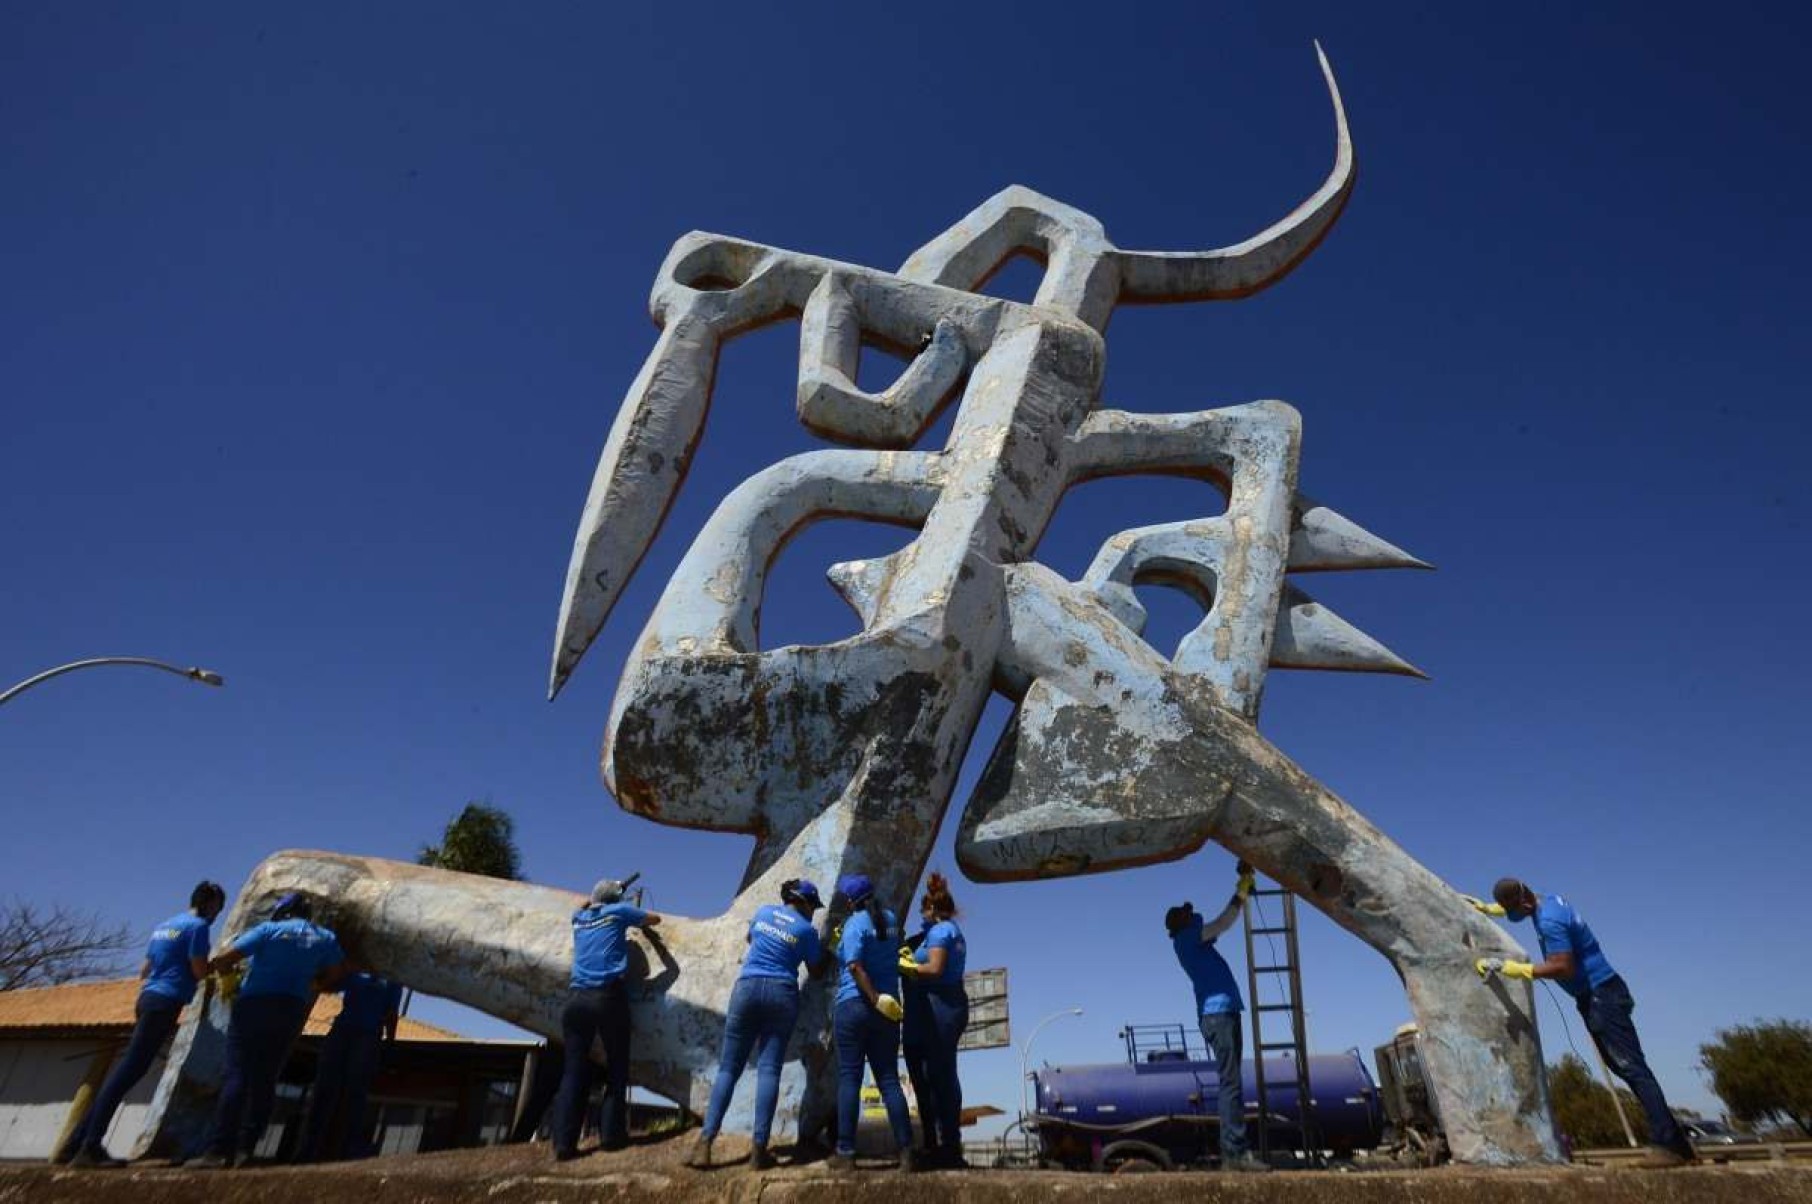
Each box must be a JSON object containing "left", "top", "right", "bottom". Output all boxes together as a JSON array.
[{"left": 1113, "top": 42, "right": 1355, "bottom": 303}]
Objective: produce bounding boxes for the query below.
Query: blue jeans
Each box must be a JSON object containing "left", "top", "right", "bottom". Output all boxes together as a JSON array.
[
  {"left": 207, "top": 993, "right": 311, "bottom": 1158},
  {"left": 553, "top": 983, "right": 631, "bottom": 1154},
  {"left": 1578, "top": 976, "right": 1688, "bottom": 1154},
  {"left": 702, "top": 977, "right": 800, "bottom": 1146},
  {"left": 901, "top": 983, "right": 932, "bottom": 1149},
  {"left": 834, "top": 996, "right": 911, "bottom": 1156},
  {"left": 921, "top": 987, "right": 968, "bottom": 1152},
  {"left": 70, "top": 992, "right": 183, "bottom": 1155},
  {"left": 299, "top": 1023, "right": 384, "bottom": 1160},
  {"left": 1199, "top": 1011, "right": 1248, "bottom": 1160}
]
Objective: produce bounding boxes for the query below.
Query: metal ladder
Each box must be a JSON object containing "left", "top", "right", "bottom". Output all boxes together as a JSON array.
[{"left": 1241, "top": 883, "right": 1318, "bottom": 1163}]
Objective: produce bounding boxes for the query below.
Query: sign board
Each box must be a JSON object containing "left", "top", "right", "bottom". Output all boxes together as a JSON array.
[{"left": 958, "top": 966, "right": 1009, "bottom": 1052}]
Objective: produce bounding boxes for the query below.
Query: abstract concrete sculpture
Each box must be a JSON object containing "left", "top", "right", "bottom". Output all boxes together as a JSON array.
[{"left": 144, "top": 46, "right": 1558, "bottom": 1164}]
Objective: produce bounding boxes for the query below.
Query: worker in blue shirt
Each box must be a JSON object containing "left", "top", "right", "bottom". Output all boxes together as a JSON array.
[
  {"left": 191, "top": 892, "right": 346, "bottom": 1169},
  {"left": 62, "top": 880, "right": 227, "bottom": 1168},
  {"left": 1165, "top": 861, "right": 1266, "bottom": 1173},
  {"left": 688, "top": 878, "right": 828, "bottom": 1170},
  {"left": 1470, "top": 878, "right": 1696, "bottom": 1168},
  {"left": 297, "top": 971, "right": 403, "bottom": 1162},
  {"left": 897, "top": 871, "right": 967, "bottom": 1169},
  {"left": 551, "top": 878, "right": 660, "bottom": 1161},
  {"left": 828, "top": 873, "right": 915, "bottom": 1173}
]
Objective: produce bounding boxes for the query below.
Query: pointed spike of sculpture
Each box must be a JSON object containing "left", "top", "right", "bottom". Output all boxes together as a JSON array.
[
  {"left": 1289, "top": 494, "right": 1433, "bottom": 572},
  {"left": 1270, "top": 584, "right": 1427, "bottom": 677}
]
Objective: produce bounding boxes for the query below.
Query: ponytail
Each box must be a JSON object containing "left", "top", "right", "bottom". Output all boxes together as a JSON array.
[
  {"left": 866, "top": 896, "right": 892, "bottom": 944},
  {"left": 923, "top": 870, "right": 958, "bottom": 920}
]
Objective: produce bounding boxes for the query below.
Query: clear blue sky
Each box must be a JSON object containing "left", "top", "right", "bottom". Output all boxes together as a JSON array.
[{"left": 4, "top": 2, "right": 1808, "bottom": 1132}]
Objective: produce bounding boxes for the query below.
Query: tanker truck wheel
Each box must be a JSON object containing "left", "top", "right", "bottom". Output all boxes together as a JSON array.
[{"left": 1097, "top": 1140, "right": 1173, "bottom": 1174}]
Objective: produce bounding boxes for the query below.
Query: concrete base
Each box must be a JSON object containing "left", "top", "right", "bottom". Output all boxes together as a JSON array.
[{"left": 7, "top": 1142, "right": 1809, "bottom": 1204}]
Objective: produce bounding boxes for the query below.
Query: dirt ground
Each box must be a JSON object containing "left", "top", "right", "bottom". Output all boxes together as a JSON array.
[{"left": 6, "top": 1134, "right": 1812, "bottom": 1203}]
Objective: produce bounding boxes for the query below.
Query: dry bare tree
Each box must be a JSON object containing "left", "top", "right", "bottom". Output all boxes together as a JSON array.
[{"left": 0, "top": 899, "right": 133, "bottom": 991}]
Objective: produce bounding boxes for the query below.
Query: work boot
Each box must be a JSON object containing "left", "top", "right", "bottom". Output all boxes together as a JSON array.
[
  {"left": 1636, "top": 1145, "right": 1693, "bottom": 1169},
  {"left": 684, "top": 1134, "right": 713, "bottom": 1169},
  {"left": 898, "top": 1146, "right": 922, "bottom": 1173},
  {"left": 68, "top": 1147, "right": 126, "bottom": 1169},
  {"left": 1225, "top": 1153, "right": 1272, "bottom": 1172},
  {"left": 825, "top": 1152, "right": 856, "bottom": 1172},
  {"left": 749, "top": 1143, "right": 776, "bottom": 1171},
  {"left": 185, "top": 1152, "right": 233, "bottom": 1170}
]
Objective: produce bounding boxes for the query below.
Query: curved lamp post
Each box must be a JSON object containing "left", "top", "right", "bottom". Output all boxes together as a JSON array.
[
  {"left": 0, "top": 657, "right": 226, "bottom": 708},
  {"left": 1020, "top": 1006, "right": 1083, "bottom": 1125}
]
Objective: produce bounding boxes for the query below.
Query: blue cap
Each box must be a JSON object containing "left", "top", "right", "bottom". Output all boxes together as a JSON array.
[
  {"left": 836, "top": 874, "right": 874, "bottom": 905},
  {"left": 784, "top": 878, "right": 823, "bottom": 909}
]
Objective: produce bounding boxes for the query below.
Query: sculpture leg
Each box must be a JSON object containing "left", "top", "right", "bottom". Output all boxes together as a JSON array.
[
  {"left": 140, "top": 851, "right": 749, "bottom": 1157},
  {"left": 959, "top": 567, "right": 1562, "bottom": 1164}
]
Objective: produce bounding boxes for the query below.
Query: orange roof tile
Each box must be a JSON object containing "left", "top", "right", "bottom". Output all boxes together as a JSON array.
[{"left": 0, "top": 977, "right": 468, "bottom": 1043}]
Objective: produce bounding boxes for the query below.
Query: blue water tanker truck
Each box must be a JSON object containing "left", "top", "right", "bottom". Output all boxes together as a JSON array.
[{"left": 1029, "top": 1023, "right": 1387, "bottom": 1171}]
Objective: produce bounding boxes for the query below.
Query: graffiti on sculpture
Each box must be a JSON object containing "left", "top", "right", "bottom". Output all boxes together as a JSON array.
[{"left": 142, "top": 46, "right": 1558, "bottom": 1165}]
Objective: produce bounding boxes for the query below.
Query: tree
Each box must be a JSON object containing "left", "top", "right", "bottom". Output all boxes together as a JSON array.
[
  {"left": 1700, "top": 1019, "right": 1812, "bottom": 1137},
  {"left": 0, "top": 900, "right": 133, "bottom": 992},
  {"left": 1547, "top": 1054, "right": 1642, "bottom": 1149},
  {"left": 417, "top": 802, "right": 523, "bottom": 880}
]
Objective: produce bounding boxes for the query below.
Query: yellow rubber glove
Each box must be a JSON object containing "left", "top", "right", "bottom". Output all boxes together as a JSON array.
[
  {"left": 875, "top": 994, "right": 904, "bottom": 1022},
  {"left": 1234, "top": 859, "right": 1256, "bottom": 899},
  {"left": 214, "top": 964, "right": 244, "bottom": 1005},
  {"left": 1462, "top": 894, "right": 1508, "bottom": 918},
  {"left": 898, "top": 953, "right": 920, "bottom": 976},
  {"left": 1475, "top": 957, "right": 1535, "bottom": 981}
]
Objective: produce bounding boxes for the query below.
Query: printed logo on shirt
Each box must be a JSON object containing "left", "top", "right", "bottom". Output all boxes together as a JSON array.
[{"left": 753, "top": 920, "right": 799, "bottom": 945}]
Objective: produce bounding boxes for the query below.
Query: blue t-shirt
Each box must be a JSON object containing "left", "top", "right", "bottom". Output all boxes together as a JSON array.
[
  {"left": 571, "top": 902, "right": 649, "bottom": 989},
  {"left": 836, "top": 907, "right": 900, "bottom": 1006},
  {"left": 333, "top": 972, "right": 404, "bottom": 1033},
  {"left": 1531, "top": 893, "right": 1616, "bottom": 999},
  {"left": 233, "top": 919, "right": 345, "bottom": 1000},
  {"left": 915, "top": 919, "right": 967, "bottom": 989},
  {"left": 143, "top": 912, "right": 212, "bottom": 1005},
  {"left": 741, "top": 904, "right": 822, "bottom": 984},
  {"left": 1172, "top": 915, "right": 1242, "bottom": 1015}
]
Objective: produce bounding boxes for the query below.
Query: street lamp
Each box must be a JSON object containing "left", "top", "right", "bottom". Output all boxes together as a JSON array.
[
  {"left": 1020, "top": 1006, "right": 1083, "bottom": 1124},
  {"left": 0, "top": 657, "right": 226, "bottom": 708}
]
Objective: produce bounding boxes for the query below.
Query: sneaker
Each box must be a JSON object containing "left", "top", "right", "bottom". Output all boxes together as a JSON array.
[
  {"left": 1224, "top": 1154, "right": 1272, "bottom": 1172},
  {"left": 1636, "top": 1145, "right": 1692, "bottom": 1169},
  {"left": 684, "top": 1134, "right": 713, "bottom": 1169},
  {"left": 749, "top": 1143, "right": 775, "bottom": 1171},
  {"left": 186, "top": 1152, "right": 233, "bottom": 1170},
  {"left": 825, "top": 1152, "right": 856, "bottom": 1172},
  {"left": 69, "top": 1147, "right": 126, "bottom": 1169}
]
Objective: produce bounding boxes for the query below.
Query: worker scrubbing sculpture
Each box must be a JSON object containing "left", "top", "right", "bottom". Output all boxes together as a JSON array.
[{"left": 1468, "top": 879, "right": 1695, "bottom": 1168}]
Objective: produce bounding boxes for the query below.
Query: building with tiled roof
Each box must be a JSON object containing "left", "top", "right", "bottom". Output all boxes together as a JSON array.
[{"left": 0, "top": 977, "right": 535, "bottom": 1162}]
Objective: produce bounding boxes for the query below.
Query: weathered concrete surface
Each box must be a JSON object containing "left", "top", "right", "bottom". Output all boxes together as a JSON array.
[
  {"left": 145, "top": 45, "right": 1563, "bottom": 1165},
  {"left": 6, "top": 1143, "right": 1811, "bottom": 1204}
]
